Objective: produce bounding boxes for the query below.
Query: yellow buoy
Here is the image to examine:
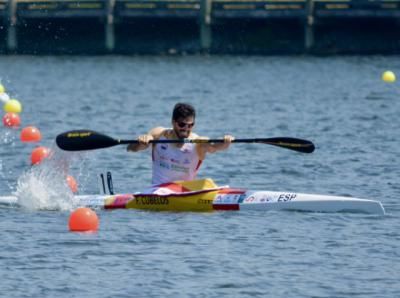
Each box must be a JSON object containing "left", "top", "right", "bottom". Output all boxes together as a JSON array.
[
  {"left": 0, "top": 84, "right": 5, "bottom": 94},
  {"left": 382, "top": 71, "right": 396, "bottom": 83},
  {"left": 3, "top": 99, "right": 22, "bottom": 113}
]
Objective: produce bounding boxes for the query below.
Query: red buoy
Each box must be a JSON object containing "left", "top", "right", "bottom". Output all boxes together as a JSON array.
[
  {"left": 31, "top": 146, "right": 51, "bottom": 165},
  {"left": 2, "top": 112, "right": 21, "bottom": 128},
  {"left": 21, "top": 126, "right": 42, "bottom": 142},
  {"left": 69, "top": 208, "right": 99, "bottom": 232},
  {"left": 66, "top": 175, "right": 78, "bottom": 193}
]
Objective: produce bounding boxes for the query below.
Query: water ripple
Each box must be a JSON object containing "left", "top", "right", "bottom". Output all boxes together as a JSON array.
[{"left": 1, "top": 55, "right": 400, "bottom": 297}]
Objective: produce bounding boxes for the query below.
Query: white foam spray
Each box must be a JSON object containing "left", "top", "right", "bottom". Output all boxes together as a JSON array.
[{"left": 13, "top": 148, "right": 84, "bottom": 211}]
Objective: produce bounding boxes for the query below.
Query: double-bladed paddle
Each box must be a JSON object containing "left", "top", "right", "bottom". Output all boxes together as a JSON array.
[{"left": 56, "top": 130, "right": 315, "bottom": 153}]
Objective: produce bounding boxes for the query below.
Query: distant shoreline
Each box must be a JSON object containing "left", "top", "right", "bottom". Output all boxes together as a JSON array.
[{"left": 1, "top": 0, "right": 400, "bottom": 55}]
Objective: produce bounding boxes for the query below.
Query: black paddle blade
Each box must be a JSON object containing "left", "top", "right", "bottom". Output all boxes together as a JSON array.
[
  {"left": 260, "top": 137, "right": 315, "bottom": 153},
  {"left": 56, "top": 130, "right": 120, "bottom": 151}
]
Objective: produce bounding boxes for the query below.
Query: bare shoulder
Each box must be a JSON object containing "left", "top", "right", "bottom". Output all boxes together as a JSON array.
[
  {"left": 149, "top": 127, "right": 167, "bottom": 139},
  {"left": 189, "top": 132, "right": 200, "bottom": 139}
]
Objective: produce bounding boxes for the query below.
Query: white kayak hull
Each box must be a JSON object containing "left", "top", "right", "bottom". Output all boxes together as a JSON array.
[
  {"left": 236, "top": 191, "right": 385, "bottom": 214},
  {"left": 0, "top": 190, "right": 385, "bottom": 215}
]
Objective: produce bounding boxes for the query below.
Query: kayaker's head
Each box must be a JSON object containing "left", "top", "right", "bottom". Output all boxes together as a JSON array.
[{"left": 172, "top": 103, "right": 195, "bottom": 139}]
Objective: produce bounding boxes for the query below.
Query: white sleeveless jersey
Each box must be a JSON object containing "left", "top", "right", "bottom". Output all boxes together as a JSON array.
[{"left": 152, "top": 136, "right": 202, "bottom": 185}]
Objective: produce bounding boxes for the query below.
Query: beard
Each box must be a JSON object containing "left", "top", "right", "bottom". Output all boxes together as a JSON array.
[{"left": 174, "top": 128, "right": 190, "bottom": 139}]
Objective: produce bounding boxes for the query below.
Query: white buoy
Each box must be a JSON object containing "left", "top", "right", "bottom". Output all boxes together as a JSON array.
[{"left": 0, "top": 92, "right": 10, "bottom": 103}]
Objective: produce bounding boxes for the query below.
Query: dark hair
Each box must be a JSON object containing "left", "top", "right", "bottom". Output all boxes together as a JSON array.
[{"left": 172, "top": 103, "right": 196, "bottom": 121}]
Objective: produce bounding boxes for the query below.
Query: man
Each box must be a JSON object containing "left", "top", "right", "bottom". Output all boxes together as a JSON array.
[{"left": 127, "top": 103, "right": 234, "bottom": 185}]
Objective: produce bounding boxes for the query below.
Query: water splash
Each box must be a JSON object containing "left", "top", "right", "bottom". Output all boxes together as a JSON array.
[
  {"left": 13, "top": 149, "right": 83, "bottom": 211},
  {"left": 0, "top": 128, "right": 19, "bottom": 193},
  {"left": 14, "top": 169, "right": 72, "bottom": 210},
  {"left": 0, "top": 129, "right": 17, "bottom": 145}
]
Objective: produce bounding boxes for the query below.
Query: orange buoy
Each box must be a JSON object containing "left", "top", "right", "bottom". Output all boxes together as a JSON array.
[
  {"left": 2, "top": 112, "right": 21, "bottom": 128},
  {"left": 30, "top": 146, "right": 51, "bottom": 165},
  {"left": 66, "top": 175, "right": 78, "bottom": 193},
  {"left": 21, "top": 126, "right": 42, "bottom": 142},
  {"left": 69, "top": 207, "right": 99, "bottom": 232}
]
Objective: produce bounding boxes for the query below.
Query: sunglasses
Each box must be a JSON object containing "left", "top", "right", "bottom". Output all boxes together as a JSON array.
[{"left": 176, "top": 121, "right": 195, "bottom": 128}]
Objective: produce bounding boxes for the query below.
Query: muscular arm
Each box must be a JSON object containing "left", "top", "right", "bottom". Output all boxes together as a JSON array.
[
  {"left": 127, "top": 127, "right": 166, "bottom": 152},
  {"left": 196, "top": 135, "right": 234, "bottom": 160}
]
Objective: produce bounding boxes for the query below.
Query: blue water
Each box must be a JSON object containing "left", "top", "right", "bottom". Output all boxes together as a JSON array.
[{"left": 1, "top": 55, "right": 399, "bottom": 297}]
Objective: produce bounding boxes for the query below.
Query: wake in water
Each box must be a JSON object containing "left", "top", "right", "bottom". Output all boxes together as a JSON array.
[
  {"left": 0, "top": 129, "right": 19, "bottom": 194},
  {"left": 14, "top": 163, "right": 73, "bottom": 211},
  {"left": 1, "top": 126, "right": 100, "bottom": 211},
  {"left": 12, "top": 149, "right": 90, "bottom": 211}
]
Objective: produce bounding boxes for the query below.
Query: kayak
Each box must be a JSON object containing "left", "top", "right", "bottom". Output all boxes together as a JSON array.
[{"left": 0, "top": 179, "right": 385, "bottom": 215}]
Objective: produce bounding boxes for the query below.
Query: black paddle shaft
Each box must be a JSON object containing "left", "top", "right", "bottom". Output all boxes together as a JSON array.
[{"left": 56, "top": 130, "right": 315, "bottom": 153}]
